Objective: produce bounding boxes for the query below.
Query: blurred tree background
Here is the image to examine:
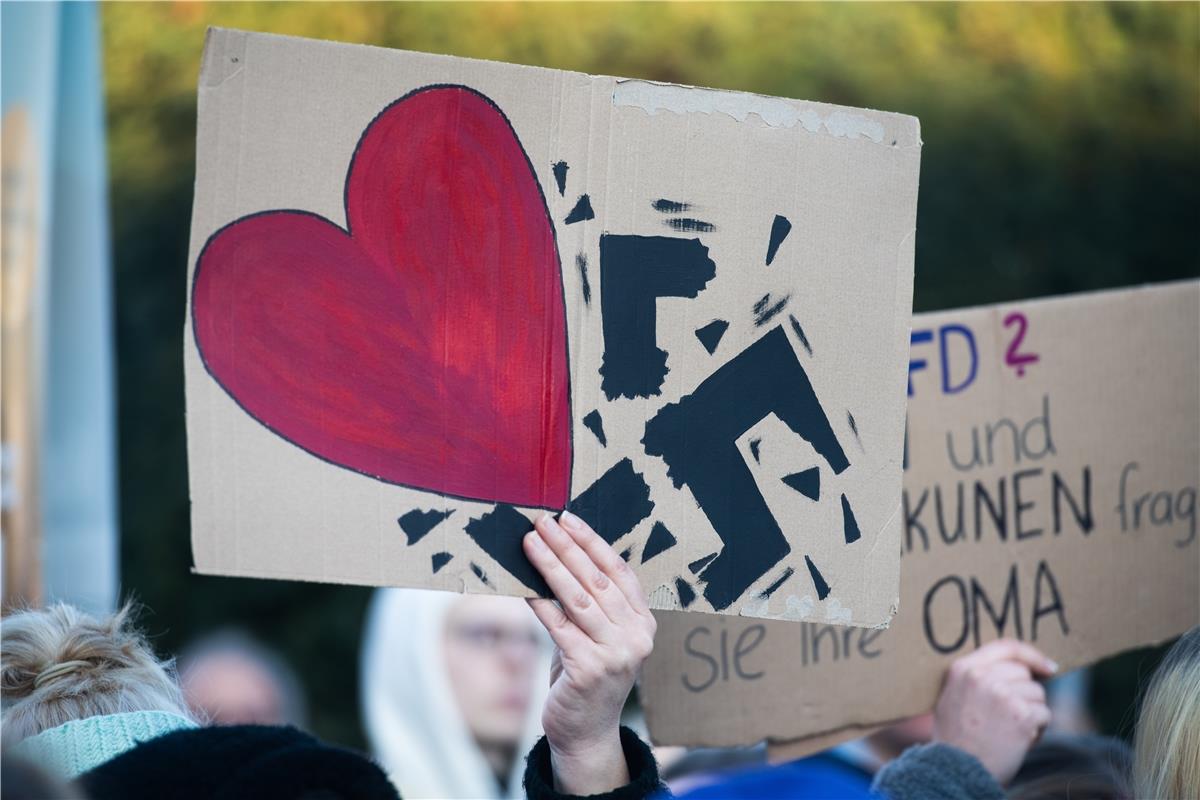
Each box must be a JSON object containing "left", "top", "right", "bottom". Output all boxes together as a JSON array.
[{"left": 102, "top": 2, "right": 1199, "bottom": 749}]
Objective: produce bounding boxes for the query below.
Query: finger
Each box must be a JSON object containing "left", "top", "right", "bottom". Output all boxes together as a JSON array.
[
  {"left": 526, "top": 598, "right": 589, "bottom": 655},
  {"left": 965, "top": 639, "right": 1058, "bottom": 676},
  {"left": 558, "top": 510, "right": 650, "bottom": 614},
  {"left": 1013, "top": 681, "right": 1048, "bottom": 705},
  {"left": 1025, "top": 701, "right": 1052, "bottom": 732},
  {"left": 986, "top": 660, "right": 1034, "bottom": 685},
  {"left": 523, "top": 529, "right": 613, "bottom": 641},
  {"left": 533, "top": 514, "right": 631, "bottom": 627}
]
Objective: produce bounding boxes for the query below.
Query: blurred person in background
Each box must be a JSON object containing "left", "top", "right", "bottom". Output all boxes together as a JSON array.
[
  {"left": 361, "top": 588, "right": 550, "bottom": 798},
  {"left": 1005, "top": 735, "right": 1131, "bottom": 800},
  {"left": 670, "top": 714, "right": 934, "bottom": 798},
  {"left": 3, "top": 512, "right": 665, "bottom": 799},
  {"left": 1133, "top": 625, "right": 1200, "bottom": 800},
  {"left": 178, "top": 629, "right": 308, "bottom": 727},
  {"left": 0, "top": 601, "right": 393, "bottom": 799},
  {"left": 657, "top": 742, "right": 766, "bottom": 794},
  {"left": 0, "top": 602, "right": 198, "bottom": 778}
]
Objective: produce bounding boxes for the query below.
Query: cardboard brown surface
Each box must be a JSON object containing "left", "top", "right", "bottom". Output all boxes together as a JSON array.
[
  {"left": 641, "top": 280, "right": 1200, "bottom": 744},
  {"left": 184, "top": 28, "right": 920, "bottom": 621},
  {"left": 766, "top": 722, "right": 887, "bottom": 763}
]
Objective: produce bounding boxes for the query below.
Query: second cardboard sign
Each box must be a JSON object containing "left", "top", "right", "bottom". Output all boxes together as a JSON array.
[{"left": 641, "top": 281, "right": 1200, "bottom": 746}]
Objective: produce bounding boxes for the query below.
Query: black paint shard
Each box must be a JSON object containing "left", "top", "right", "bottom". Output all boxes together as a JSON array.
[
  {"left": 643, "top": 325, "right": 849, "bottom": 611},
  {"left": 782, "top": 467, "right": 821, "bottom": 501},
  {"left": 689, "top": 552, "right": 719, "bottom": 575},
  {"left": 675, "top": 577, "right": 697, "bottom": 609},
  {"left": 847, "top": 410, "right": 860, "bottom": 445},
  {"left": 470, "top": 561, "right": 495, "bottom": 589},
  {"left": 765, "top": 214, "right": 792, "bottom": 266},
  {"left": 464, "top": 505, "right": 550, "bottom": 596},
  {"left": 753, "top": 293, "right": 790, "bottom": 327},
  {"left": 565, "top": 194, "right": 594, "bottom": 224},
  {"left": 805, "top": 555, "right": 831, "bottom": 600},
  {"left": 568, "top": 458, "right": 655, "bottom": 544},
  {"left": 694, "top": 319, "right": 729, "bottom": 356},
  {"left": 641, "top": 521, "right": 677, "bottom": 563},
  {"left": 759, "top": 567, "right": 795, "bottom": 599},
  {"left": 788, "top": 314, "right": 813, "bottom": 356},
  {"left": 599, "top": 235, "right": 716, "bottom": 400},
  {"left": 665, "top": 218, "right": 715, "bottom": 233},
  {"left": 552, "top": 161, "right": 569, "bottom": 196},
  {"left": 841, "top": 494, "right": 861, "bottom": 544},
  {"left": 652, "top": 199, "right": 691, "bottom": 214},
  {"left": 749, "top": 438, "right": 763, "bottom": 463},
  {"left": 619, "top": 547, "right": 633, "bottom": 562},
  {"left": 431, "top": 551, "right": 453, "bottom": 573},
  {"left": 582, "top": 409, "right": 607, "bottom": 447},
  {"left": 577, "top": 253, "right": 592, "bottom": 306},
  {"left": 397, "top": 508, "right": 452, "bottom": 546}
]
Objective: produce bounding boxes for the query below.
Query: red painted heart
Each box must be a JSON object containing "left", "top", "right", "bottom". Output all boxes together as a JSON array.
[{"left": 192, "top": 86, "right": 571, "bottom": 508}]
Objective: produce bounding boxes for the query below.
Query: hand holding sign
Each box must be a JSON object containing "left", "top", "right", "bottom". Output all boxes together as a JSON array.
[
  {"left": 933, "top": 639, "right": 1058, "bottom": 785},
  {"left": 523, "top": 511, "right": 656, "bottom": 795}
]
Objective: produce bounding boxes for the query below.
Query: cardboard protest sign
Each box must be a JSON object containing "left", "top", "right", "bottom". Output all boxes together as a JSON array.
[
  {"left": 184, "top": 28, "right": 920, "bottom": 621},
  {"left": 641, "top": 281, "right": 1200, "bottom": 745}
]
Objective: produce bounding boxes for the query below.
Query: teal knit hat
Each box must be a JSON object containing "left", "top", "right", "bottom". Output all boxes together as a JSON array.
[{"left": 10, "top": 710, "right": 198, "bottom": 779}]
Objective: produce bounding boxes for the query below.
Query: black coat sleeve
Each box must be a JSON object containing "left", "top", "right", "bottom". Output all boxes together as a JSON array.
[
  {"left": 870, "top": 743, "right": 1004, "bottom": 800},
  {"left": 523, "top": 726, "right": 669, "bottom": 800}
]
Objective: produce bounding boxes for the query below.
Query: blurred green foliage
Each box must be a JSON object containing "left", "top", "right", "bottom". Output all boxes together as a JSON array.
[{"left": 102, "top": 2, "right": 1199, "bottom": 750}]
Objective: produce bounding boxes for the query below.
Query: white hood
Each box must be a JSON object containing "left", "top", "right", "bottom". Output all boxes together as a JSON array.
[{"left": 360, "top": 588, "right": 549, "bottom": 799}]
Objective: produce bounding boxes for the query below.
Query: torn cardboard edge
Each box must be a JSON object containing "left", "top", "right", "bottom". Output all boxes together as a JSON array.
[{"left": 613, "top": 79, "right": 922, "bottom": 148}]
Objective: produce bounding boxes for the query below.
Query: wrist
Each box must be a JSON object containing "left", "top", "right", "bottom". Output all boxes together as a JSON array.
[
  {"left": 548, "top": 726, "right": 629, "bottom": 796},
  {"left": 933, "top": 735, "right": 1008, "bottom": 786}
]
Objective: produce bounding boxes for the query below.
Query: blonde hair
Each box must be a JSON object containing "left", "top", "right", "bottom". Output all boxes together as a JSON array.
[
  {"left": 1134, "top": 626, "right": 1200, "bottom": 800},
  {"left": 1, "top": 602, "right": 192, "bottom": 747}
]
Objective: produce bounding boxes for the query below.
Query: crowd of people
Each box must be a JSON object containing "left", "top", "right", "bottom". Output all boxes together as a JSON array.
[{"left": 2, "top": 511, "right": 1197, "bottom": 799}]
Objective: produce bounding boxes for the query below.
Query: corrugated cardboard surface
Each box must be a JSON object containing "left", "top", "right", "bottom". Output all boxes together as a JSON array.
[
  {"left": 185, "top": 28, "right": 920, "bottom": 622},
  {"left": 642, "top": 281, "right": 1200, "bottom": 745}
]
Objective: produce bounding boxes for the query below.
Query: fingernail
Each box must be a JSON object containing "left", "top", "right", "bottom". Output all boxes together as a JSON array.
[
  {"left": 559, "top": 509, "right": 581, "bottom": 531},
  {"left": 536, "top": 513, "right": 564, "bottom": 539},
  {"left": 1047, "top": 659, "right": 1059, "bottom": 674},
  {"left": 525, "top": 530, "right": 545, "bottom": 550}
]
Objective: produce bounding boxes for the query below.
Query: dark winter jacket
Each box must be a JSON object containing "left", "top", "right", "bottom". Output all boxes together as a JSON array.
[
  {"left": 80, "top": 723, "right": 665, "bottom": 800},
  {"left": 871, "top": 743, "right": 1004, "bottom": 800}
]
